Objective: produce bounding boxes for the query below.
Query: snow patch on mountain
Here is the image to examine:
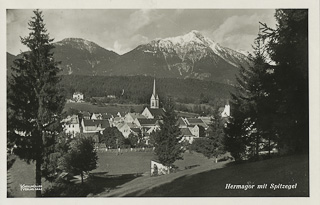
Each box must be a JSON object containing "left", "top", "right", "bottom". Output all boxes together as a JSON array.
[
  {"left": 55, "top": 38, "right": 99, "bottom": 54},
  {"left": 145, "top": 30, "right": 249, "bottom": 69}
]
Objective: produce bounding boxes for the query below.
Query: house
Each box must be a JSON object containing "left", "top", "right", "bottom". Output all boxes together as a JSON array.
[
  {"left": 62, "top": 115, "right": 81, "bottom": 137},
  {"left": 220, "top": 104, "right": 231, "bottom": 118},
  {"left": 180, "top": 127, "right": 197, "bottom": 144},
  {"left": 198, "top": 116, "right": 213, "bottom": 126},
  {"left": 124, "top": 113, "right": 146, "bottom": 124},
  {"left": 73, "top": 92, "right": 84, "bottom": 102},
  {"left": 185, "top": 118, "right": 209, "bottom": 130},
  {"left": 151, "top": 160, "right": 169, "bottom": 176},
  {"left": 177, "top": 117, "right": 188, "bottom": 128},
  {"left": 107, "top": 95, "right": 116, "bottom": 99},
  {"left": 82, "top": 119, "right": 110, "bottom": 134},
  {"left": 110, "top": 116, "right": 125, "bottom": 127},
  {"left": 117, "top": 122, "right": 140, "bottom": 138},
  {"left": 81, "top": 111, "right": 91, "bottom": 120},
  {"left": 91, "top": 113, "right": 103, "bottom": 120}
]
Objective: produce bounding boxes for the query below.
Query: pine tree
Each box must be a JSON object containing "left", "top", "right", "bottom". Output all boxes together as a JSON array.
[
  {"left": 153, "top": 97, "right": 183, "bottom": 172},
  {"left": 259, "top": 9, "right": 308, "bottom": 154},
  {"left": 225, "top": 37, "right": 272, "bottom": 160},
  {"left": 7, "top": 10, "right": 65, "bottom": 196}
]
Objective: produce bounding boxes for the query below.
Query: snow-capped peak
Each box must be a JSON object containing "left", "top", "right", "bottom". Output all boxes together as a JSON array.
[
  {"left": 160, "top": 30, "right": 212, "bottom": 47},
  {"left": 55, "top": 38, "right": 98, "bottom": 53}
]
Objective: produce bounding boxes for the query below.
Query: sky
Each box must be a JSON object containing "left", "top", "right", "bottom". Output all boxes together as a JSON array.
[{"left": 7, "top": 9, "right": 276, "bottom": 55}]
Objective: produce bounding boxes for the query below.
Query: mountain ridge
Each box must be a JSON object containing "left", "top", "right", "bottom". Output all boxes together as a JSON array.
[{"left": 7, "top": 30, "right": 251, "bottom": 84}]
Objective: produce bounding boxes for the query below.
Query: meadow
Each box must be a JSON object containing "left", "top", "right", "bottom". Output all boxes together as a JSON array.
[{"left": 7, "top": 151, "right": 213, "bottom": 197}]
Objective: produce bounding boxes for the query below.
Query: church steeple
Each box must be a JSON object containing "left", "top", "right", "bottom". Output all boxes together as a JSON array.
[{"left": 150, "top": 78, "right": 159, "bottom": 109}]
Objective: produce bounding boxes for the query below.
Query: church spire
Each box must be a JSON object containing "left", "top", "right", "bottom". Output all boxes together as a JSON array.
[
  {"left": 150, "top": 78, "right": 159, "bottom": 109},
  {"left": 153, "top": 78, "right": 156, "bottom": 96}
]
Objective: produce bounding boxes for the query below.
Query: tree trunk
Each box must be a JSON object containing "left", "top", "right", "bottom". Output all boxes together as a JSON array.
[
  {"left": 81, "top": 172, "right": 84, "bottom": 184},
  {"left": 35, "top": 157, "right": 42, "bottom": 197},
  {"left": 215, "top": 157, "right": 218, "bottom": 163},
  {"left": 35, "top": 131, "right": 43, "bottom": 197}
]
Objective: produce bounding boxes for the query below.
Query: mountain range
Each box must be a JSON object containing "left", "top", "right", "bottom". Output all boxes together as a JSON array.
[{"left": 7, "top": 30, "right": 251, "bottom": 85}]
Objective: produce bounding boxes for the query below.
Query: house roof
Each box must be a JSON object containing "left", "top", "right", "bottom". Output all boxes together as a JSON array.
[
  {"left": 177, "top": 117, "right": 188, "bottom": 127},
  {"left": 83, "top": 119, "right": 110, "bottom": 128},
  {"left": 101, "top": 113, "right": 113, "bottom": 119},
  {"left": 199, "top": 117, "right": 213, "bottom": 126},
  {"left": 180, "top": 128, "right": 193, "bottom": 136},
  {"left": 73, "top": 92, "right": 83, "bottom": 95},
  {"left": 81, "top": 112, "right": 91, "bottom": 117},
  {"left": 131, "top": 128, "right": 141, "bottom": 133},
  {"left": 186, "top": 118, "right": 208, "bottom": 128},
  {"left": 62, "top": 115, "right": 79, "bottom": 124},
  {"left": 128, "top": 113, "right": 146, "bottom": 119}
]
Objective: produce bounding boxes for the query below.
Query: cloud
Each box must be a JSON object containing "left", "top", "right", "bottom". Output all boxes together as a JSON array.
[
  {"left": 208, "top": 13, "right": 276, "bottom": 51},
  {"left": 107, "top": 34, "right": 149, "bottom": 54}
]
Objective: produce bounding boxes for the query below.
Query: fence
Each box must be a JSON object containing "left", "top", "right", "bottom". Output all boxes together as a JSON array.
[{"left": 95, "top": 147, "right": 155, "bottom": 153}]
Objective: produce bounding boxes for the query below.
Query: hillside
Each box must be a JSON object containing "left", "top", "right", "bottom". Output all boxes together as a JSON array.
[
  {"left": 92, "top": 155, "right": 308, "bottom": 197},
  {"left": 59, "top": 75, "right": 234, "bottom": 105},
  {"left": 133, "top": 155, "right": 309, "bottom": 197}
]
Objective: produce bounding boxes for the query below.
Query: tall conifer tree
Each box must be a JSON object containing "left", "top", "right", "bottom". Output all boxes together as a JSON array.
[
  {"left": 7, "top": 10, "right": 65, "bottom": 196},
  {"left": 259, "top": 9, "right": 308, "bottom": 153},
  {"left": 153, "top": 97, "right": 183, "bottom": 172}
]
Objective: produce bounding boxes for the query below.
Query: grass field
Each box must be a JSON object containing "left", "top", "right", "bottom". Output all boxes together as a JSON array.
[
  {"left": 7, "top": 151, "right": 213, "bottom": 197},
  {"left": 7, "top": 151, "right": 308, "bottom": 197}
]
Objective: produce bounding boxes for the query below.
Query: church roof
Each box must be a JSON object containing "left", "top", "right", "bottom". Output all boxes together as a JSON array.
[
  {"left": 148, "top": 108, "right": 164, "bottom": 118},
  {"left": 137, "top": 118, "right": 158, "bottom": 126}
]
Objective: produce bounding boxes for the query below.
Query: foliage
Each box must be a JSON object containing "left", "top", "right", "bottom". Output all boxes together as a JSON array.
[
  {"left": 126, "top": 132, "right": 146, "bottom": 148},
  {"left": 100, "top": 127, "right": 125, "bottom": 149},
  {"left": 225, "top": 35, "right": 273, "bottom": 160},
  {"left": 58, "top": 75, "right": 233, "bottom": 105},
  {"left": 60, "top": 136, "right": 98, "bottom": 184},
  {"left": 42, "top": 132, "right": 71, "bottom": 182},
  {"left": 7, "top": 10, "right": 65, "bottom": 196},
  {"left": 191, "top": 111, "right": 226, "bottom": 162},
  {"left": 225, "top": 9, "right": 309, "bottom": 160},
  {"left": 153, "top": 97, "right": 184, "bottom": 169},
  {"left": 259, "top": 9, "right": 309, "bottom": 154}
]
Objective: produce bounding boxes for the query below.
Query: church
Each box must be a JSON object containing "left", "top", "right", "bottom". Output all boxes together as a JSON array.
[{"left": 141, "top": 79, "right": 164, "bottom": 119}]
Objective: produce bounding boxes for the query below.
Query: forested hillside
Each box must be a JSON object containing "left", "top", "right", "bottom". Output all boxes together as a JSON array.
[{"left": 59, "top": 75, "right": 233, "bottom": 105}]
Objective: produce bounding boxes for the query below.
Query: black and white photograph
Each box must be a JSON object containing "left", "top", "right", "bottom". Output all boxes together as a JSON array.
[{"left": 2, "top": 0, "right": 320, "bottom": 202}]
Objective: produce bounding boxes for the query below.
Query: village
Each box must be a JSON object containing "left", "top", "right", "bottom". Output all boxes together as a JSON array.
[
  {"left": 6, "top": 8, "right": 311, "bottom": 198},
  {"left": 62, "top": 79, "right": 231, "bottom": 149}
]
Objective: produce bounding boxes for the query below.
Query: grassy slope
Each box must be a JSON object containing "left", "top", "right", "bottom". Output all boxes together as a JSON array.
[
  {"left": 137, "top": 155, "right": 309, "bottom": 197},
  {"left": 7, "top": 151, "right": 214, "bottom": 197}
]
